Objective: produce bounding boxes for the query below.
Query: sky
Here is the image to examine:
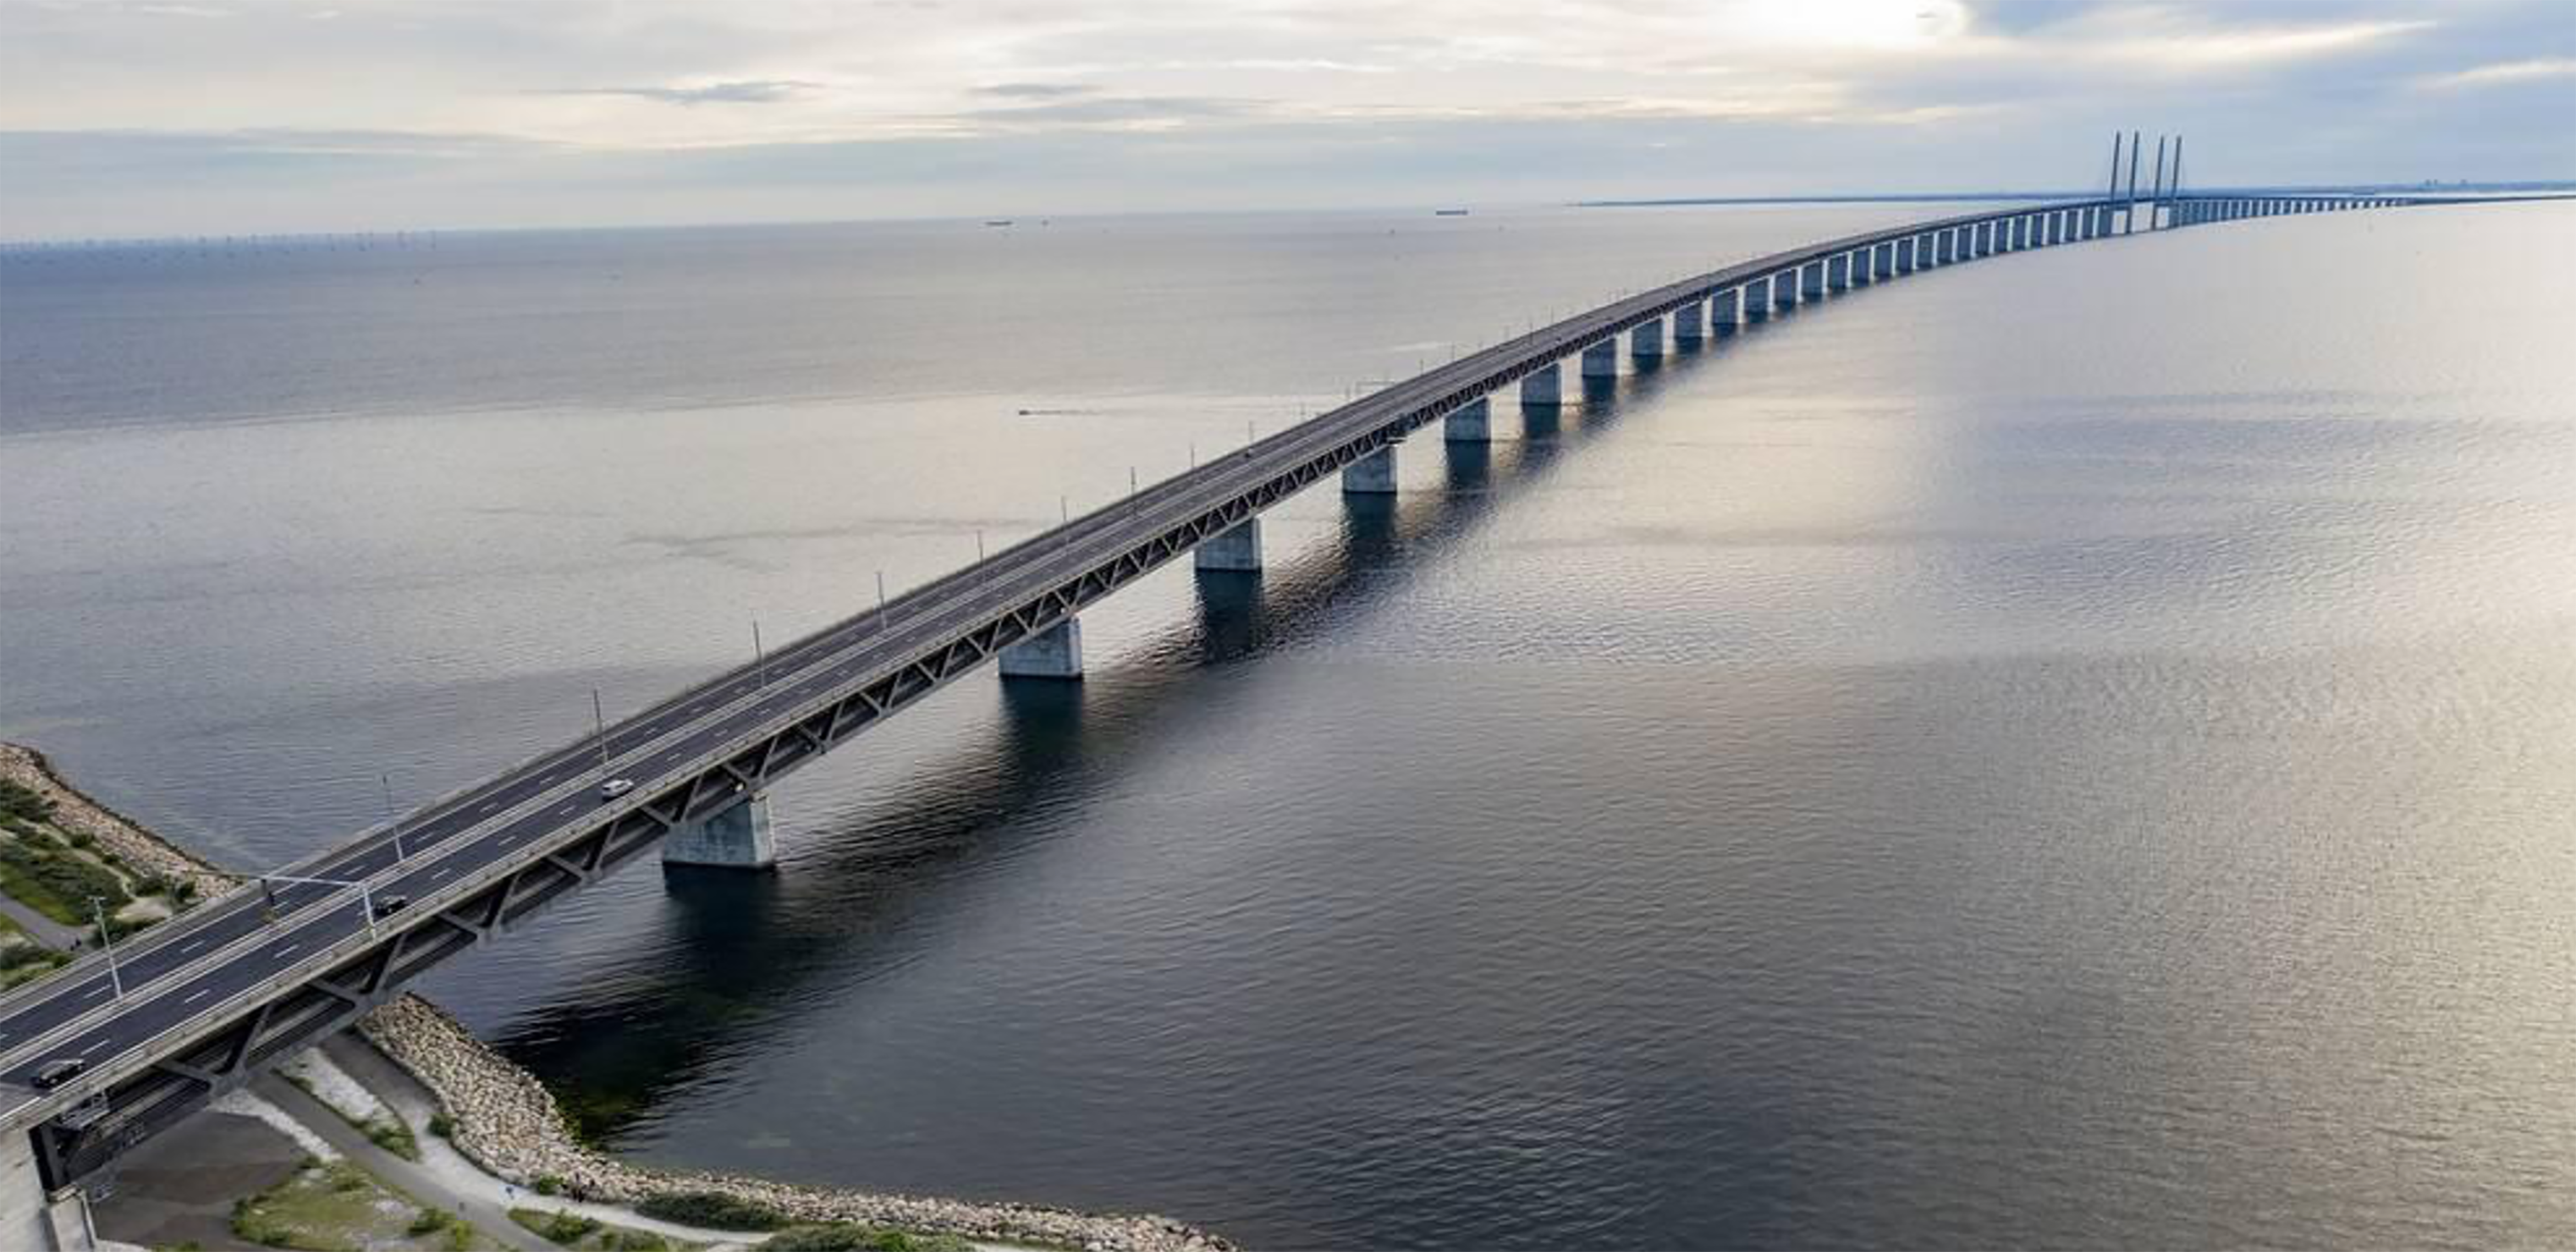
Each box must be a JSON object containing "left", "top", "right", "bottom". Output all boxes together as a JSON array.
[{"left": 2, "top": 0, "right": 2571, "bottom": 239}]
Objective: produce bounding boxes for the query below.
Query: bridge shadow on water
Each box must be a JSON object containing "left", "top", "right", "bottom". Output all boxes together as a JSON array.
[{"left": 473, "top": 321, "right": 1786, "bottom": 1145}]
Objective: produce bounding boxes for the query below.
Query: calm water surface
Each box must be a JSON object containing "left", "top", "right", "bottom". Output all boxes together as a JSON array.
[{"left": 4, "top": 203, "right": 2573, "bottom": 1248}]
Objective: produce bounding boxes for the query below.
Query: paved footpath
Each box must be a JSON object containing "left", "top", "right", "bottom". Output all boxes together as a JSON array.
[{"left": 253, "top": 1070, "right": 561, "bottom": 1252}]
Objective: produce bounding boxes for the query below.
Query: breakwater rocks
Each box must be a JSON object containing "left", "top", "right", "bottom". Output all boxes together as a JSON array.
[
  {"left": 0, "top": 743, "right": 239, "bottom": 899},
  {"left": 359, "top": 995, "right": 1234, "bottom": 1252}
]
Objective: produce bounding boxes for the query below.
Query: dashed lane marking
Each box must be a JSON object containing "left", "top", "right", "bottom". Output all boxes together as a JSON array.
[{"left": 183, "top": 988, "right": 211, "bottom": 1005}]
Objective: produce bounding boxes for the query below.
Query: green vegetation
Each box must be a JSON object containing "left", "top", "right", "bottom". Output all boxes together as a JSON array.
[
  {"left": 533, "top": 1173, "right": 566, "bottom": 1196},
  {"left": 506, "top": 1208, "right": 688, "bottom": 1250},
  {"left": 0, "top": 833, "right": 128, "bottom": 926},
  {"left": 0, "top": 942, "right": 71, "bottom": 990},
  {"left": 428, "top": 1111, "right": 454, "bottom": 1138},
  {"left": 367, "top": 1113, "right": 422, "bottom": 1161},
  {"left": 633, "top": 1190, "right": 787, "bottom": 1231},
  {"left": 510, "top": 1207, "right": 602, "bottom": 1245},
  {"left": 766, "top": 1223, "right": 977, "bottom": 1252},
  {"left": 230, "top": 1157, "right": 493, "bottom": 1252},
  {"left": 0, "top": 780, "right": 53, "bottom": 825}
]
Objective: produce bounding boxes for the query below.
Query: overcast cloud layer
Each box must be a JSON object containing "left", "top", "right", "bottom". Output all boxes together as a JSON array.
[{"left": 3, "top": 0, "right": 2571, "bottom": 238}]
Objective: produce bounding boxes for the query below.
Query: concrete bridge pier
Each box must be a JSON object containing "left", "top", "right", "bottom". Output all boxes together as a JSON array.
[
  {"left": 1674, "top": 301, "right": 1705, "bottom": 344},
  {"left": 3, "top": 1136, "right": 95, "bottom": 1252},
  {"left": 1828, "top": 253, "right": 1852, "bottom": 292},
  {"left": 1343, "top": 444, "right": 1398, "bottom": 494},
  {"left": 1444, "top": 397, "right": 1492, "bottom": 443},
  {"left": 1894, "top": 238, "right": 1917, "bottom": 273},
  {"left": 1520, "top": 361, "right": 1563, "bottom": 404},
  {"left": 664, "top": 792, "right": 778, "bottom": 868},
  {"left": 1195, "top": 517, "right": 1263, "bottom": 571},
  {"left": 1711, "top": 288, "right": 1741, "bottom": 331},
  {"left": 1580, "top": 338, "right": 1620, "bottom": 377},
  {"left": 1631, "top": 317, "right": 1665, "bottom": 360},
  {"left": 1935, "top": 232, "right": 1955, "bottom": 265},
  {"left": 1744, "top": 275, "right": 1772, "bottom": 321},
  {"left": 998, "top": 616, "right": 1083, "bottom": 681},
  {"left": 1774, "top": 271, "right": 1801, "bottom": 311},
  {"left": 1801, "top": 261, "right": 1826, "bottom": 300}
]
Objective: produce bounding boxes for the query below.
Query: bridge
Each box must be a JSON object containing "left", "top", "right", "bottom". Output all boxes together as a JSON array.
[{"left": 0, "top": 182, "right": 2458, "bottom": 1244}]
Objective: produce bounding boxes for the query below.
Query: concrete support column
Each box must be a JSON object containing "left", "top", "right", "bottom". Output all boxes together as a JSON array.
[
  {"left": 1850, "top": 250, "right": 1871, "bottom": 286},
  {"left": 1801, "top": 261, "right": 1826, "bottom": 299},
  {"left": 1342, "top": 444, "right": 1397, "bottom": 494},
  {"left": 2014, "top": 216, "right": 2031, "bottom": 249},
  {"left": 1894, "top": 238, "right": 1915, "bottom": 273},
  {"left": 1744, "top": 275, "right": 1772, "bottom": 320},
  {"left": 1828, "top": 253, "right": 1852, "bottom": 291},
  {"left": 664, "top": 792, "right": 778, "bottom": 868},
  {"left": 1630, "top": 317, "right": 1665, "bottom": 360},
  {"left": 1520, "top": 361, "right": 1563, "bottom": 404},
  {"left": 1934, "top": 231, "right": 1953, "bottom": 265},
  {"left": 1443, "top": 397, "right": 1490, "bottom": 443},
  {"left": 1580, "top": 338, "right": 1619, "bottom": 377},
  {"left": 1195, "top": 517, "right": 1262, "bottom": 571},
  {"left": 1711, "top": 288, "right": 1741, "bottom": 330},
  {"left": 1674, "top": 301, "right": 1705, "bottom": 343},
  {"left": 3, "top": 1135, "right": 96, "bottom": 1252},
  {"left": 1774, "top": 271, "right": 1801, "bottom": 310},
  {"left": 998, "top": 616, "right": 1084, "bottom": 680}
]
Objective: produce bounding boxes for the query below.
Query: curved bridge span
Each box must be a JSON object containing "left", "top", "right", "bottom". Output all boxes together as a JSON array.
[{"left": 0, "top": 190, "right": 2448, "bottom": 1197}]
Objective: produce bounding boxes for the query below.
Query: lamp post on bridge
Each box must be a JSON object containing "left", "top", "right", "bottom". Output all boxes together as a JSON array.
[
  {"left": 378, "top": 772, "right": 408, "bottom": 863},
  {"left": 89, "top": 895, "right": 126, "bottom": 1002}
]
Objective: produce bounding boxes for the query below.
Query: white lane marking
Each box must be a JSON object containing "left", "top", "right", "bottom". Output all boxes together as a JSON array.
[
  {"left": 183, "top": 988, "right": 211, "bottom": 1004},
  {"left": 480, "top": 801, "right": 498, "bottom": 814},
  {"left": 77, "top": 1038, "right": 110, "bottom": 1057},
  {"left": 180, "top": 939, "right": 207, "bottom": 955},
  {"left": 433, "top": 867, "right": 454, "bottom": 879},
  {"left": 84, "top": 986, "right": 107, "bottom": 999},
  {"left": 274, "top": 943, "right": 300, "bottom": 958},
  {"left": 556, "top": 803, "right": 577, "bottom": 816}
]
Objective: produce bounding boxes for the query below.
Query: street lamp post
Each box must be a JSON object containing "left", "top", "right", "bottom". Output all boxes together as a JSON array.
[{"left": 89, "top": 896, "right": 125, "bottom": 1001}]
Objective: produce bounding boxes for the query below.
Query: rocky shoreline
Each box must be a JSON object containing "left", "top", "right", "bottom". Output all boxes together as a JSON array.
[
  {"left": 360, "top": 995, "right": 1232, "bottom": 1252},
  {"left": 0, "top": 744, "right": 240, "bottom": 900},
  {"left": 1, "top": 741, "right": 1234, "bottom": 1252}
]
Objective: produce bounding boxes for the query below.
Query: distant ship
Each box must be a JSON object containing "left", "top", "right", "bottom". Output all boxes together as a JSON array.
[
  {"left": 984, "top": 219, "right": 1013, "bottom": 227},
  {"left": 1434, "top": 208, "right": 1470, "bottom": 216}
]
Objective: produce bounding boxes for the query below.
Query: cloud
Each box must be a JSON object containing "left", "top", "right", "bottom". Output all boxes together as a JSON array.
[
  {"left": 975, "top": 82, "right": 1096, "bottom": 99},
  {"left": 539, "top": 79, "right": 820, "bottom": 106},
  {"left": 2412, "top": 57, "right": 2576, "bottom": 91}
]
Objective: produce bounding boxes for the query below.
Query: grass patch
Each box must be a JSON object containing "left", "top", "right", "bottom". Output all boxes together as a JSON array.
[
  {"left": 510, "top": 1207, "right": 602, "bottom": 1245},
  {"left": 0, "top": 832, "right": 128, "bottom": 926},
  {"left": 366, "top": 1113, "right": 422, "bottom": 1162},
  {"left": 0, "top": 780, "right": 53, "bottom": 825},
  {"left": 509, "top": 1208, "right": 691, "bottom": 1249},
  {"left": 230, "top": 1157, "right": 493, "bottom": 1252},
  {"left": 633, "top": 1190, "right": 786, "bottom": 1231},
  {"left": 767, "top": 1223, "right": 978, "bottom": 1252}
]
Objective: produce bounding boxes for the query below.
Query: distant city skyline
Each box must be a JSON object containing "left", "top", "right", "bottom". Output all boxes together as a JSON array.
[{"left": 3, "top": 0, "right": 2571, "bottom": 240}]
